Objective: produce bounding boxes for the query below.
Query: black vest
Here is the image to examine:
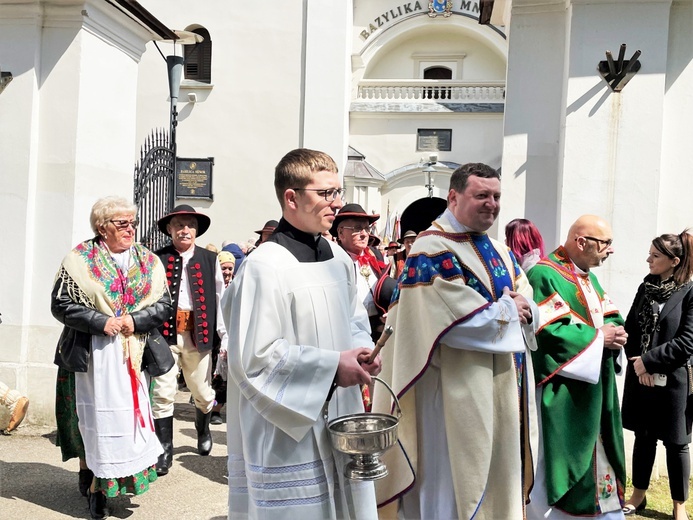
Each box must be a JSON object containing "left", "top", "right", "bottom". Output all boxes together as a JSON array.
[{"left": 155, "top": 245, "right": 218, "bottom": 352}]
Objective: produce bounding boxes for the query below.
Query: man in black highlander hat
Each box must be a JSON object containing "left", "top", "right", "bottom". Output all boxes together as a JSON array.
[{"left": 151, "top": 205, "right": 228, "bottom": 475}]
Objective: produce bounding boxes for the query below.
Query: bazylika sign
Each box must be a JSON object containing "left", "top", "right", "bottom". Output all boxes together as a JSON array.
[
  {"left": 176, "top": 158, "right": 214, "bottom": 200},
  {"left": 359, "top": 1, "right": 486, "bottom": 41}
]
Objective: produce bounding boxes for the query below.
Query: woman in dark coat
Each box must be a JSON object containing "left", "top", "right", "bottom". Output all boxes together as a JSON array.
[{"left": 622, "top": 231, "right": 693, "bottom": 520}]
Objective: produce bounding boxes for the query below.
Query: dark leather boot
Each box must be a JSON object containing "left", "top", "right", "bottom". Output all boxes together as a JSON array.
[
  {"left": 78, "top": 468, "right": 94, "bottom": 497},
  {"left": 87, "top": 489, "right": 109, "bottom": 519},
  {"left": 195, "top": 408, "right": 213, "bottom": 456},
  {"left": 154, "top": 416, "right": 174, "bottom": 475}
]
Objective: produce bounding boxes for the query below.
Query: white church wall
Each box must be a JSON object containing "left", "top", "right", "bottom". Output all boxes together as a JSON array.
[
  {"left": 350, "top": 114, "right": 503, "bottom": 180},
  {"left": 561, "top": 0, "right": 672, "bottom": 311},
  {"left": 0, "top": 0, "right": 165, "bottom": 427},
  {"left": 658, "top": 0, "right": 693, "bottom": 233},
  {"left": 135, "top": 1, "right": 352, "bottom": 248}
]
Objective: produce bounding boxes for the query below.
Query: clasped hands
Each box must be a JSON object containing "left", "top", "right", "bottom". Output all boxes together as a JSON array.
[
  {"left": 103, "top": 315, "right": 135, "bottom": 337},
  {"left": 601, "top": 323, "right": 628, "bottom": 350},
  {"left": 503, "top": 287, "right": 533, "bottom": 325},
  {"left": 336, "top": 348, "right": 382, "bottom": 388}
]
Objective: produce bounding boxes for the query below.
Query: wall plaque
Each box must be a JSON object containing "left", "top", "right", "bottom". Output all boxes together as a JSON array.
[
  {"left": 175, "top": 157, "right": 214, "bottom": 200},
  {"left": 417, "top": 129, "right": 452, "bottom": 152}
]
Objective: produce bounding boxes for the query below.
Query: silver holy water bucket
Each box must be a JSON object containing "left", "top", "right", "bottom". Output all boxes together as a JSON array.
[{"left": 325, "top": 376, "right": 402, "bottom": 481}]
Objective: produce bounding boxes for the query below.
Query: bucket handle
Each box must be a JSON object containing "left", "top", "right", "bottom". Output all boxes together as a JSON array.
[
  {"left": 372, "top": 376, "right": 402, "bottom": 419},
  {"left": 324, "top": 376, "right": 402, "bottom": 424}
]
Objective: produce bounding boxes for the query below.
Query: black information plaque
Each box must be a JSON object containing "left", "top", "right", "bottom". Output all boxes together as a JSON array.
[
  {"left": 175, "top": 157, "right": 214, "bottom": 200},
  {"left": 417, "top": 129, "right": 452, "bottom": 152}
]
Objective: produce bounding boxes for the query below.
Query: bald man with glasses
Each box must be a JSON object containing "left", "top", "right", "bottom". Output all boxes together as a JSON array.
[{"left": 526, "top": 214, "right": 628, "bottom": 519}]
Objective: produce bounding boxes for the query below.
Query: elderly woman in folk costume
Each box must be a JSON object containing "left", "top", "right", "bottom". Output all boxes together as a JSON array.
[{"left": 52, "top": 196, "right": 172, "bottom": 519}]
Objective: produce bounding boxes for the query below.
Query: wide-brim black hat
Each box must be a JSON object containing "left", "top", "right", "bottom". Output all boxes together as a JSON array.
[
  {"left": 254, "top": 219, "right": 279, "bottom": 235},
  {"left": 157, "top": 204, "right": 211, "bottom": 237},
  {"left": 330, "top": 203, "right": 379, "bottom": 237},
  {"left": 368, "top": 234, "right": 381, "bottom": 248},
  {"left": 374, "top": 275, "right": 397, "bottom": 314}
]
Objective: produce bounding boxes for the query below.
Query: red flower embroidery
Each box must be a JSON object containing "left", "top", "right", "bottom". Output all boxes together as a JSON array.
[
  {"left": 606, "top": 484, "right": 612, "bottom": 492},
  {"left": 108, "top": 481, "right": 115, "bottom": 488},
  {"left": 408, "top": 267, "right": 416, "bottom": 277},
  {"left": 553, "top": 301, "right": 563, "bottom": 309},
  {"left": 442, "top": 259, "right": 453, "bottom": 270}
]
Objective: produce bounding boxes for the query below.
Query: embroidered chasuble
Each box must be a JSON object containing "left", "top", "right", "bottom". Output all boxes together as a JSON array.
[
  {"left": 372, "top": 210, "right": 538, "bottom": 520},
  {"left": 223, "top": 222, "right": 377, "bottom": 520},
  {"left": 526, "top": 247, "right": 626, "bottom": 518}
]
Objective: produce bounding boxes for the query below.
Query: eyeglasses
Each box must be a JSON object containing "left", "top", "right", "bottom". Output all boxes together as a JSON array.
[
  {"left": 340, "top": 225, "right": 370, "bottom": 234},
  {"left": 109, "top": 219, "right": 139, "bottom": 230},
  {"left": 579, "top": 236, "right": 613, "bottom": 250},
  {"left": 292, "top": 187, "right": 345, "bottom": 201}
]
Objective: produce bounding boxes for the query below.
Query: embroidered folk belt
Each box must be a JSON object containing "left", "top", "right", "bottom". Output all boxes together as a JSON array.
[{"left": 176, "top": 310, "right": 194, "bottom": 332}]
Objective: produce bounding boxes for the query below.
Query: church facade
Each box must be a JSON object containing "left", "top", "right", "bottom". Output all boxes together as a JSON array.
[{"left": 1, "top": 0, "right": 692, "bottom": 460}]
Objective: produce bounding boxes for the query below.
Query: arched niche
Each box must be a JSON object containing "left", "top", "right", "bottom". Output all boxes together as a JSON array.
[{"left": 353, "top": 13, "right": 508, "bottom": 87}]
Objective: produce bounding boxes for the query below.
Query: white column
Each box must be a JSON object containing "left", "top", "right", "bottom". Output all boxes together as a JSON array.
[
  {"left": 302, "top": 0, "right": 352, "bottom": 169},
  {"left": 498, "top": 0, "right": 568, "bottom": 250},
  {"left": 0, "top": 0, "right": 155, "bottom": 425}
]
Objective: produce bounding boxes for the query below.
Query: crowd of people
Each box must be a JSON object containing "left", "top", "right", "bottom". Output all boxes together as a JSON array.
[{"left": 46, "top": 148, "right": 693, "bottom": 520}]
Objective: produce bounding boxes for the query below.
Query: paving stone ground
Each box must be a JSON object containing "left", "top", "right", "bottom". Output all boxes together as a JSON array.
[{"left": 0, "top": 390, "right": 228, "bottom": 519}]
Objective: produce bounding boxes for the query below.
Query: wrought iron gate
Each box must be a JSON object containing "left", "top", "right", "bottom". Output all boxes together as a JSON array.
[{"left": 133, "top": 129, "right": 175, "bottom": 251}]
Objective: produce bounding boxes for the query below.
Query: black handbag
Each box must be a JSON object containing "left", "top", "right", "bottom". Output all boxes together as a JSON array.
[
  {"left": 141, "top": 330, "right": 175, "bottom": 377},
  {"left": 54, "top": 326, "right": 91, "bottom": 372}
]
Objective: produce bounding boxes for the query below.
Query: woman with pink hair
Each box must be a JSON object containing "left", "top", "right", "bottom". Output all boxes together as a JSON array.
[{"left": 505, "top": 218, "right": 546, "bottom": 272}]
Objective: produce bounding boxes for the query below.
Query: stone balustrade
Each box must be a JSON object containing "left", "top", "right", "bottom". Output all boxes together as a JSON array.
[{"left": 356, "top": 80, "right": 506, "bottom": 102}]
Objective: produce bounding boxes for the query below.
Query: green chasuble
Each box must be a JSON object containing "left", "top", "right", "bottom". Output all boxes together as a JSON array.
[{"left": 527, "top": 246, "right": 626, "bottom": 516}]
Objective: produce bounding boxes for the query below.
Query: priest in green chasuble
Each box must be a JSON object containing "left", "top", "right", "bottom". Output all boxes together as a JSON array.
[
  {"left": 526, "top": 215, "right": 628, "bottom": 520},
  {"left": 373, "top": 163, "right": 539, "bottom": 520}
]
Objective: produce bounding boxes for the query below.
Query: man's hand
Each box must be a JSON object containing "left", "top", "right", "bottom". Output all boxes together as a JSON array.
[
  {"left": 601, "top": 323, "right": 628, "bottom": 350},
  {"left": 118, "top": 315, "right": 135, "bottom": 337},
  {"left": 358, "top": 351, "right": 382, "bottom": 377},
  {"left": 503, "top": 287, "right": 533, "bottom": 324},
  {"left": 336, "top": 348, "right": 373, "bottom": 387}
]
